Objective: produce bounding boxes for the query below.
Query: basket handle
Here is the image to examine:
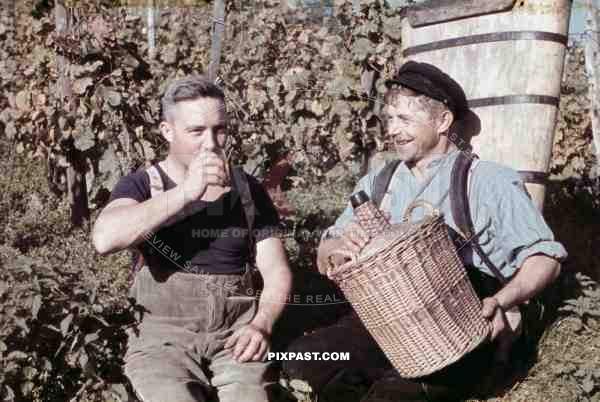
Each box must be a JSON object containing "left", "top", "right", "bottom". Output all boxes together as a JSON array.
[
  {"left": 402, "top": 200, "right": 440, "bottom": 223},
  {"left": 326, "top": 249, "right": 358, "bottom": 279}
]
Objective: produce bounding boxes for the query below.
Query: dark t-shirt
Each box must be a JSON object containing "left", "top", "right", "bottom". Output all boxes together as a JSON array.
[{"left": 108, "top": 164, "right": 280, "bottom": 274}]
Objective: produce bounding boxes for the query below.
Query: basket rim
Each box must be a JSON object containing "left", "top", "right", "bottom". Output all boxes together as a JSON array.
[{"left": 329, "top": 213, "right": 446, "bottom": 281}]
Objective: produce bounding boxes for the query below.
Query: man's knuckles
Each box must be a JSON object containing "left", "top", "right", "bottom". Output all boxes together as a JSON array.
[{"left": 481, "top": 298, "right": 500, "bottom": 318}]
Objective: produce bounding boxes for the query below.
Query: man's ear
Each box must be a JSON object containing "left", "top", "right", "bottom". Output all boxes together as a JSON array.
[
  {"left": 437, "top": 109, "right": 454, "bottom": 134},
  {"left": 159, "top": 121, "right": 175, "bottom": 143}
]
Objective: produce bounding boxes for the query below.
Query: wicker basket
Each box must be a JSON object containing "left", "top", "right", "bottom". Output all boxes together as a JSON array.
[{"left": 328, "top": 200, "right": 491, "bottom": 378}]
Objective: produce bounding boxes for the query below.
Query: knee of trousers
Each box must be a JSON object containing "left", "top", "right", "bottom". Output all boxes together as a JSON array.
[
  {"left": 125, "top": 375, "right": 211, "bottom": 402},
  {"left": 216, "top": 382, "right": 272, "bottom": 402}
]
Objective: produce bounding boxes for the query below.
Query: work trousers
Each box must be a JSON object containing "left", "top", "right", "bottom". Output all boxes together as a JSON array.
[{"left": 124, "top": 265, "right": 274, "bottom": 402}]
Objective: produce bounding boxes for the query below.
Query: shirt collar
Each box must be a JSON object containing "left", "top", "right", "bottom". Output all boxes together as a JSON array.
[{"left": 400, "top": 149, "right": 461, "bottom": 171}]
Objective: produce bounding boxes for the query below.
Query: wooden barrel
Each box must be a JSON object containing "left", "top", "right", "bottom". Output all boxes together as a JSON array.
[{"left": 401, "top": 0, "right": 572, "bottom": 210}]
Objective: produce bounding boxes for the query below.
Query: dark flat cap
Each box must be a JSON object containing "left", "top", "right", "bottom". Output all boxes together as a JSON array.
[{"left": 385, "top": 61, "right": 468, "bottom": 120}]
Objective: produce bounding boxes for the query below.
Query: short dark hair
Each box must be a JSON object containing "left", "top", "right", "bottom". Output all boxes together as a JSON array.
[{"left": 161, "top": 75, "right": 226, "bottom": 122}]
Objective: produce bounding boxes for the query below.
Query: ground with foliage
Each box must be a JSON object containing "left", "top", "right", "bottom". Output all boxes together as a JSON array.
[{"left": 1, "top": 0, "right": 600, "bottom": 401}]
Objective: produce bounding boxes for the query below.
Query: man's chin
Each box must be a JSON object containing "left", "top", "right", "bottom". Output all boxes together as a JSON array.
[
  {"left": 394, "top": 148, "right": 417, "bottom": 163},
  {"left": 207, "top": 183, "right": 229, "bottom": 191}
]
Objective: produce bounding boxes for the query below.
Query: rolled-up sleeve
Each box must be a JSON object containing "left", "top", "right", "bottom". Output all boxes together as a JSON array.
[
  {"left": 321, "top": 202, "right": 353, "bottom": 240},
  {"left": 248, "top": 174, "right": 282, "bottom": 242},
  {"left": 321, "top": 169, "right": 380, "bottom": 240},
  {"left": 488, "top": 169, "right": 567, "bottom": 272}
]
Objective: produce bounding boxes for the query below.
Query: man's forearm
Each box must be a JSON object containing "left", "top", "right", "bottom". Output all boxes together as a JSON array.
[
  {"left": 93, "top": 185, "right": 191, "bottom": 254},
  {"left": 494, "top": 254, "right": 561, "bottom": 311},
  {"left": 250, "top": 268, "right": 292, "bottom": 335}
]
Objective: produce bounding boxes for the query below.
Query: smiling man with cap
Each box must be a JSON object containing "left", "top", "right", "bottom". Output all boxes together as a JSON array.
[{"left": 282, "top": 61, "right": 567, "bottom": 401}]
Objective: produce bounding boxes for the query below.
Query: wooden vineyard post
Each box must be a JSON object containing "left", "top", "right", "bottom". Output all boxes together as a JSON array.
[
  {"left": 147, "top": 0, "right": 156, "bottom": 58},
  {"left": 352, "top": 0, "right": 360, "bottom": 15},
  {"left": 55, "top": 1, "right": 90, "bottom": 227},
  {"left": 55, "top": 2, "right": 71, "bottom": 100},
  {"left": 208, "top": 0, "right": 226, "bottom": 82},
  {"left": 583, "top": 0, "right": 600, "bottom": 170}
]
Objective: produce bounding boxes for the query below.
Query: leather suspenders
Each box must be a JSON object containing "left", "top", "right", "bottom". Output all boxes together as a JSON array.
[
  {"left": 128, "top": 165, "right": 163, "bottom": 286},
  {"left": 372, "top": 153, "right": 507, "bottom": 284},
  {"left": 449, "top": 153, "right": 507, "bottom": 285}
]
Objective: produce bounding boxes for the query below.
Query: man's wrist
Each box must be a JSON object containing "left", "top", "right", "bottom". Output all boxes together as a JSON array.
[
  {"left": 494, "top": 291, "right": 518, "bottom": 312},
  {"left": 317, "top": 237, "right": 339, "bottom": 274},
  {"left": 327, "top": 254, "right": 336, "bottom": 269},
  {"left": 489, "top": 296, "right": 503, "bottom": 312},
  {"left": 494, "top": 279, "right": 527, "bottom": 311},
  {"left": 250, "top": 311, "right": 274, "bottom": 336}
]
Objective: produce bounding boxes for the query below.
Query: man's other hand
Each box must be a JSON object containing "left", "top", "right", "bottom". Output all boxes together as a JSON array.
[
  {"left": 224, "top": 324, "right": 270, "bottom": 363},
  {"left": 481, "top": 297, "right": 522, "bottom": 363}
]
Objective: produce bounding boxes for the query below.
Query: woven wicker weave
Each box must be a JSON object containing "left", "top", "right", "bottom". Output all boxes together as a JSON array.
[{"left": 328, "top": 200, "right": 491, "bottom": 378}]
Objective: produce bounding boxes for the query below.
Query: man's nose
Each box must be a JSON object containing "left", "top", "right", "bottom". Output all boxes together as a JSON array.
[
  {"left": 203, "top": 130, "right": 217, "bottom": 151},
  {"left": 383, "top": 117, "right": 399, "bottom": 132},
  {"left": 386, "top": 122, "right": 403, "bottom": 137}
]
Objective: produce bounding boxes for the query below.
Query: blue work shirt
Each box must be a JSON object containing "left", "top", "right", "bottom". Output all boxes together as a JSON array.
[{"left": 324, "top": 149, "right": 567, "bottom": 279}]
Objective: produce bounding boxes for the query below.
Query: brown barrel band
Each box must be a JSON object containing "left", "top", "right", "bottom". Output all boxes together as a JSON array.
[
  {"left": 403, "top": 31, "right": 568, "bottom": 57},
  {"left": 518, "top": 171, "right": 548, "bottom": 185},
  {"left": 468, "top": 94, "right": 560, "bottom": 108}
]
